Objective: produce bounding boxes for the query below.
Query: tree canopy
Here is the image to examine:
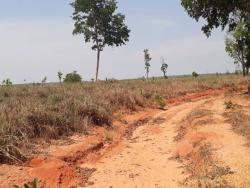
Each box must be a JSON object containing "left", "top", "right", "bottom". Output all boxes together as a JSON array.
[
  {"left": 226, "top": 20, "right": 250, "bottom": 75},
  {"left": 181, "top": 0, "right": 250, "bottom": 36},
  {"left": 71, "top": 0, "right": 130, "bottom": 81}
]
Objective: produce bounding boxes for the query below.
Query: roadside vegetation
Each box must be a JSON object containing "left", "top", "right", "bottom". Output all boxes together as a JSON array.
[{"left": 0, "top": 75, "right": 247, "bottom": 164}]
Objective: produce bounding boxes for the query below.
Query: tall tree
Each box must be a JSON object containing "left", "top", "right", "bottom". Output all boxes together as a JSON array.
[
  {"left": 144, "top": 49, "right": 152, "bottom": 80},
  {"left": 161, "top": 58, "right": 168, "bottom": 78},
  {"left": 181, "top": 0, "right": 250, "bottom": 36},
  {"left": 181, "top": 0, "right": 250, "bottom": 70},
  {"left": 58, "top": 71, "right": 63, "bottom": 83},
  {"left": 225, "top": 20, "right": 250, "bottom": 76},
  {"left": 71, "top": 0, "right": 130, "bottom": 81}
]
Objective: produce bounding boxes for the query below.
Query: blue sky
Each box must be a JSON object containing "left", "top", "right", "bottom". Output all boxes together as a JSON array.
[{"left": 0, "top": 0, "right": 235, "bottom": 83}]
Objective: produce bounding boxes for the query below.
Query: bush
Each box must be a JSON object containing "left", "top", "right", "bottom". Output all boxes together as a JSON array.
[
  {"left": 155, "top": 95, "right": 166, "bottom": 109},
  {"left": 192, "top": 72, "right": 199, "bottom": 78},
  {"left": 2, "top": 78, "right": 12, "bottom": 86},
  {"left": 64, "top": 71, "right": 82, "bottom": 83},
  {"left": 224, "top": 100, "right": 234, "bottom": 109},
  {"left": 14, "top": 178, "right": 38, "bottom": 188}
]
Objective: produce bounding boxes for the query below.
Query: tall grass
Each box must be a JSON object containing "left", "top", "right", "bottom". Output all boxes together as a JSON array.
[{"left": 0, "top": 75, "right": 247, "bottom": 164}]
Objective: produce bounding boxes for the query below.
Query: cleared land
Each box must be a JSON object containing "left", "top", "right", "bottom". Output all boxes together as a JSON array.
[{"left": 0, "top": 75, "right": 250, "bottom": 187}]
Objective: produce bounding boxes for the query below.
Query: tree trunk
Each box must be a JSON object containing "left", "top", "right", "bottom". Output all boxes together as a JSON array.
[
  {"left": 95, "top": 49, "right": 101, "bottom": 82},
  {"left": 242, "top": 62, "right": 246, "bottom": 76}
]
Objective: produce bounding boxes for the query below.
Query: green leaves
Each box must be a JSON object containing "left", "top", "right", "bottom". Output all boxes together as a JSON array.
[
  {"left": 180, "top": 0, "right": 248, "bottom": 36},
  {"left": 71, "top": 0, "right": 130, "bottom": 51},
  {"left": 144, "top": 49, "right": 152, "bottom": 80},
  {"left": 64, "top": 71, "right": 82, "bottom": 83},
  {"left": 13, "top": 178, "right": 39, "bottom": 188},
  {"left": 225, "top": 20, "right": 249, "bottom": 75}
]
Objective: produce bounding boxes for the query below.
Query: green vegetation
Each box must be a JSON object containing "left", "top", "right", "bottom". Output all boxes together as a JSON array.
[
  {"left": 161, "top": 58, "right": 168, "bottom": 79},
  {"left": 57, "top": 71, "right": 63, "bottom": 83},
  {"left": 2, "top": 78, "right": 12, "bottom": 86},
  {"left": 41, "top": 77, "right": 47, "bottom": 84},
  {"left": 155, "top": 95, "right": 166, "bottom": 109},
  {"left": 224, "top": 100, "right": 234, "bottom": 109},
  {"left": 64, "top": 71, "right": 82, "bottom": 83},
  {"left": 144, "top": 49, "right": 152, "bottom": 80},
  {"left": 0, "top": 75, "right": 247, "bottom": 164},
  {"left": 225, "top": 20, "right": 250, "bottom": 76},
  {"left": 192, "top": 72, "right": 199, "bottom": 78},
  {"left": 14, "top": 178, "right": 38, "bottom": 188},
  {"left": 181, "top": 0, "right": 250, "bottom": 76},
  {"left": 71, "top": 0, "right": 130, "bottom": 81}
]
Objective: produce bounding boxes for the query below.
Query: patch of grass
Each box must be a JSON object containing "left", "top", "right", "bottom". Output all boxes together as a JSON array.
[
  {"left": 0, "top": 75, "right": 247, "bottom": 164},
  {"left": 224, "top": 111, "right": 250, "bottom": 141},
  {"left": 154, "top": 95, "right": 166, "bottom": 109},
  {"left": 14, "top": 178, "right": 39, "bottom": 188},
  {"left": 174, "top": 108, "right": 213, "bottom": 141},
  {"left": 224, "top": 100, "right": 234, "bottom": 109},
  {"left": 182, "top": 143, "right": 233, "bottom": 188}
]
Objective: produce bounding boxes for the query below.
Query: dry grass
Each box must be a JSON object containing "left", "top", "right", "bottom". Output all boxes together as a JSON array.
[
  {"left": 0, "top": 75, "right": 247, "bottom": 164},
  {"left": 182, "top": 143, "right": 233, "bottom": 188},
  {"left": 174, "top": 108, "right": 213, "bottom": 141},
  {"left": 224, "top": 111, "right": 250, "bottom": 141}
]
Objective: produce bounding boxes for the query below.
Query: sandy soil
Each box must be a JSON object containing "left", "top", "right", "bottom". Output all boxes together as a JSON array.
[{"left": 1, "top": 88, "right": 250, "bottom": 188}]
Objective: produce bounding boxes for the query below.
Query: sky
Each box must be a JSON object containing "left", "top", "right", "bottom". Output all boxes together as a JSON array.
[{"left": 0, "top": 0, "right": 236, "bottom": 84}]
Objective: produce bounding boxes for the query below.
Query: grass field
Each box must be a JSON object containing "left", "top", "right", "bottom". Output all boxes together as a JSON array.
[{"left": 0, "top": 74, "right": 248, "bottom": 164}]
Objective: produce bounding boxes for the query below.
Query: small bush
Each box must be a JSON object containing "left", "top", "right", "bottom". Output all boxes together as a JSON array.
[
  {"left": 224, "top": 100, "right": 234, "bottom": 109},
  {"left": 14, "top": 177, "right": 39, "bottom": 188},
  {"left": 192, "top": 72, "right": 199, "bottom": 78},
  {"left": 2, "top": 78, "right": 12, "bottom": 86},
  {"left": 155, "top": 95, "right": 166, "bottom": 109},
  {"left": 64, "top": 71, "right": 82, "bottom": 83}
]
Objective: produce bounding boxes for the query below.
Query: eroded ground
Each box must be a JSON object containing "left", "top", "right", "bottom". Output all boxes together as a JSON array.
[{"left": 1, "top": 88, "right": 250, "bottom": 188}]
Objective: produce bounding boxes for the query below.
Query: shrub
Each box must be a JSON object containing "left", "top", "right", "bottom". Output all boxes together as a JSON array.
[
  {"left": 224, "top": 100, "right": 234, "bottom": 109},
  {"left": 14, "top": 178, "right": 38, "bottom": 188},
  {"left": 192, "top": 72, "right": 199, "bottom": 78},
  {"left": 2, "top": 78, "right": 12, "bottom": 86},
  {"left": 155, "top": 95, "right": 166, "bottom": 109},
  {"left": 64, "top": 71, "right": 82, "bottom": 83}
]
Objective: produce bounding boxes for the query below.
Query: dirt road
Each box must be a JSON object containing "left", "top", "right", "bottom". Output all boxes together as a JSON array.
[
  {"left": 1, "top": 91, "right": 250, "bottom": 188},
  {"left": 82, "top": 94, "right": 250, "bottom": 188},
  {"left": 83, "top": 101, "right": 202, "bottom": 188}
]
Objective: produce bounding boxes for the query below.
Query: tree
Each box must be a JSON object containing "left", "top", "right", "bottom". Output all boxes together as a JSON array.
[
  {"left": 64, "top": 71, "right": 82, "bottom": 83},
  {"left": 181, "top": 0, "right": 250, "bottom": 36},
  {"left": 181, "top": 0, "right": 250, "bottom": 69},
  {"left": 225, "top": 20, "right": 250, "bottom": 76},
  {"left": 1, "top": 78, "right": 12, "bottom": 86},
  {"left": 58, "top": 71, "right": 63, "bottom": 83},
  {"left": 71, "top": 0, "right": 130, "bottom": 82},
  {"left": 41, "top": 77, "right": 47, "bottom": 84},
  {"left": 161, "top": 58, "right": 168, "bottom": 78},
  {"left": 144, "top": 49, "right": 152, "bottom": 80},
  {"left": 192, "top": 71, "right": 199, "bottom": 78}
]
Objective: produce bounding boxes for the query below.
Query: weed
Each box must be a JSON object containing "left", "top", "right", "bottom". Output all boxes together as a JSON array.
[
  {"left": 224, "top": 112, "right": 250, "bottom": 141},
  {"left": 224, "top": 100, "right": 234, "bottom": 109},
  {"left": 155, "top": 95, "right": 166, "bottom": 109},
  {"left": 14, "top": 178, "right": 38, "bottom": 188}
]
